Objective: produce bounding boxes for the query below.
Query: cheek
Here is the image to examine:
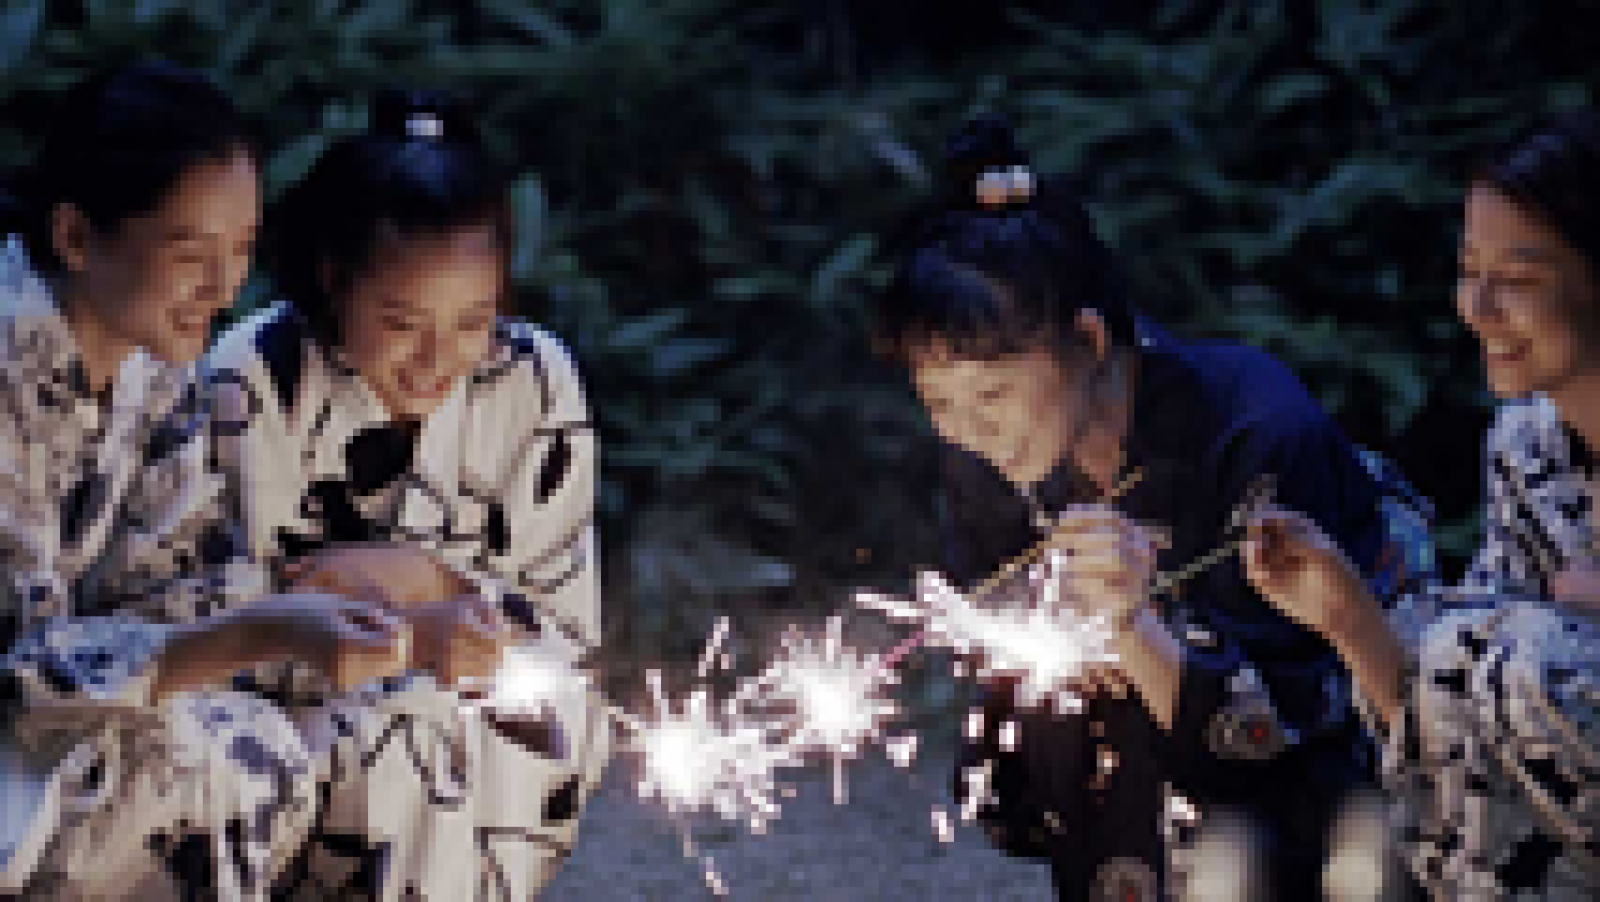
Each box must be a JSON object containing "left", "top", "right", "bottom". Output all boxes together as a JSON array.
[
  {"left": 1529, "top": 310, "right": 1591, "bottom": 374},
  {"left": 342, "top": 322, "right": 411, "bottom": 381},
  {"left": 104, "top": 261, "right": 189, "bottom": 326},
  {"left": 450, "top": 329, "right": 493, "bottom": 368}
]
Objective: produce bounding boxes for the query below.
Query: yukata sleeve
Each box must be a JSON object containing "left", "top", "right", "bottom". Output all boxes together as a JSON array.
[
  {"left": 4, "top": 376, "right": 271, "bottom": 719},
  {"left": 417, "top": 329, "right": 610, "bottom": 776},
  {"left": 0, "top": 383, "right": 168, "bottom": 715},
  {"left": 436, "top": 328, "right": 599, "bottom": 659},
  {"left": 1370, "top": 415, "right": 1600, "bottom": 891},
  {"left": 1161, "top": 413, "right": 1388, "bottom": 803},
  {"left": 1364, "top": 409, "right": 1554, "bottom": 745}
]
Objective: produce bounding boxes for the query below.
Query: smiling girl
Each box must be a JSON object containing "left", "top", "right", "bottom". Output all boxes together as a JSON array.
[
  {"left": 1245, "top": 110, "right": 1600, "bottom": 901},
  {"left": 872, "top": 115, "right": 1404, "bottom": 901},
  {"left": 0, "top": 60, "right": 409, "bottom": 901},
  {"left": 203, "top": 90, "right": 609, "bottom": 901}
]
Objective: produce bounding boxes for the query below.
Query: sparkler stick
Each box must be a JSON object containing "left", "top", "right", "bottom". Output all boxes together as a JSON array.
[{"left": 876, "top": 467, "right": 1147, "bottom": 671}]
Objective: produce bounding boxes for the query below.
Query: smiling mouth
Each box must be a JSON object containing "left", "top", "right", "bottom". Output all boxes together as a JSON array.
[
  {"left": 1482, "top": 341, "right": 1529, "bottom": 366},
  {"left": 170, "top": 311, "right": 211, "bottom": 335},
  {"left": 398, "top": 373, "right": 453, "bottom": 397}
]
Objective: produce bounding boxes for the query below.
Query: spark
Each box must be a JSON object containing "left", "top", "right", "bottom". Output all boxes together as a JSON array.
[
  {"left": 741, "top": 614, "right": 903, "bottom": 804},
  {"left": 932, "top": 807, "right": 955, "bottom": 844},
  {"left": 857, "top": 549, "right": 1119, "bottom": 713},
  {"left": 885, "top": 734, "right": 919, "bottom": 768},
  {"left": 623, "top": 624, "right": 799, "bottom": 831},
  {"left": 483, "top": 643, "right": 591, "bottom": 712}
]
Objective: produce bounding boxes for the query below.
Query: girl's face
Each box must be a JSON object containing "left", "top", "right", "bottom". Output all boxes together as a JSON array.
[
  {"left": 1457, "top": 181, "right": 1600, "bottom": 400},
  {"left": 62, "top": 147, "right": 260, "bottom": 366},
  {"left": 336, "top": 223, "right": 502, "bottom": 420},
  {"left": 908, "top": 338, "right": 1082, "bottom": 488}
]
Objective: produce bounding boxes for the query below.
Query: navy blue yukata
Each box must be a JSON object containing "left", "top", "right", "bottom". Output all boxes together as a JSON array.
[{"left": 945, "top": 317, "right": 1393, "bottom": 901}]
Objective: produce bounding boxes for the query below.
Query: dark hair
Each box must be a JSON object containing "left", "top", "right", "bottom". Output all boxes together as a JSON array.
[
  {"left": 871, "top": 113, "right": 1140, "bottom": 366},
  {"left": 0, "top": 58, "right": 258, "bottom": 276},
  {"left": 1475, "top": 108, "right": 1600, "bottom": 282},
  {"left": 265, "top": 89, "right": 512, "bottom": 345}
]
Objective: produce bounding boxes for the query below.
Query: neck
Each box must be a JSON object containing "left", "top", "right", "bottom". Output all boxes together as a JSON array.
[
  {"left": 56, "top": 282, "right": 130, "bottom": 394},
  {"left": 1547, "top": 366, "right": 1600, "bottom": 462}
]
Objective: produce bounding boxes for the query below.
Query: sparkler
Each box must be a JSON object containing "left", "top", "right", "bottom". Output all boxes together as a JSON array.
[
  {"left": 612, "top": 617, "right": 799, "bottom": 832},
  {"left": 856, "top": 549, "right": 1121, "bottom": 713},
  {"left": 472, "top": 471, "right": 1280, "bottom": 894},
  {"left": 737, "top": 614, "right": 903, "bottom": 804}
]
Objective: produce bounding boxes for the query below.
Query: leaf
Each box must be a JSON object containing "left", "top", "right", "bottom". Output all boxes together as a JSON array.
[
  {"left": 212, "top": 2, "right": 272, "bottom": 75},
  {"left": 475, "top": 0, "right": 574, "bottom": 45},
  {"left": 262, "top": 133, "right": 329, "bottom": 200},
  {"left": 0, "top": 0, "right": 42, "bottom": 74},
  {"left": 510, "top": 174, "right": 548, "bottom": 278},
  {"left": 1257, "top": 70, "right": 1328, "bottom": 113},
  {"left": 605, "top": 310, "right": 687, "bottom": 350},
  {"left": 809, "top": 234, "right": 876, "bottom": 309}
]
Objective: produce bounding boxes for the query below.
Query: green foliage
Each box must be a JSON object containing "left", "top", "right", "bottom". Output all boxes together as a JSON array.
[{"left": 1, "top": 0, "right": 1593, "bottom": 678}]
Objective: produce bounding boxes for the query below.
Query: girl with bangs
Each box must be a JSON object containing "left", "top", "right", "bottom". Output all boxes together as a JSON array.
[
  {"left": 0, "top": 60, "right": 409, "bottom": 901},
  {"left": 872, "top": 115, "right": 1414, "bottom": 900},
  {"left": 204, "top": 90, "right": 610, "bottom": 900}
]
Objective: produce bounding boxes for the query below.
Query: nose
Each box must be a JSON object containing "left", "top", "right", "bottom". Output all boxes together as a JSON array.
[
  {"left": 1458, "top": 274, "right": 1499, "bottom": 326},
  {"left": 412, "top": 326, "right": 440, "bottom": 369}
]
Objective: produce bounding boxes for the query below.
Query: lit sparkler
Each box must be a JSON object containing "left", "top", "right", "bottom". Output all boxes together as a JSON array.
[
  {"left": 737, "top": 614, "right": 904, "bottom": 804},
  {"left": 856, "top": 548, "right": 1121, "bottom": 713},
  {"left": 615, "top": 617, "right": 799, "bottom": 832}
]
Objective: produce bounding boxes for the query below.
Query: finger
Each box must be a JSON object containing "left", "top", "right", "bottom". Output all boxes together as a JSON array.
[
  {"left": 444, "top": 646, "right": 501, "bottom": 688},
  {"left": 1049, "top": 508, "right": 1130, "bottom": 536},
  {"left": 463, "top": 591, "right": 511, "bottom": 635},
  {"left": 335, "top": 596, "right": 409, "bottom": 641}
]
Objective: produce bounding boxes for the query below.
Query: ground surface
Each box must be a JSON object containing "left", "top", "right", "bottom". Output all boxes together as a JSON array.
[{"left": 542, "top": 750, "right": 1055, "bottom": 901}]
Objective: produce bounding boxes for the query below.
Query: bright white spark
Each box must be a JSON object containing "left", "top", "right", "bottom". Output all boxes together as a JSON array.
[
  {"left": 622, "top": 620, "right": 800, "bottom": 833},
  {"left": 932, "top": 807, "right": 955, "bottom": 844},
  {"left": 484, "top": 643, "right": 590, "bottom": 712},
  {"left": 856, "top": 550, "right": 1119, "bottom": 713},
  {"left": 885, "top": 734, "right": 919, "bottom": 768},
  {"left": 740, "top": 615, "right": 903, "bottom": 804}
]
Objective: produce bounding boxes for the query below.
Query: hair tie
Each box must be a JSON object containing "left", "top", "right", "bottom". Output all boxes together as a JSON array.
[
  {"left": 406, "top": 113, "right": 444, "bottom": 139},
  {"left": 975, "top": 165, "right": 1034, "bottom": 208}
]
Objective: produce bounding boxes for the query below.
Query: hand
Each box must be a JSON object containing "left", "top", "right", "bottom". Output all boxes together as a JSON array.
[
  {"left": 406, "top": 592, "right": 515, "bottom": 691},
  {"left": 1550, "top": 558, "right": 1600, "bottom": 614},
  {"left": 1044, "top": 506, "right": 1168, "bottom": 624},
  {"left": 236, "top": 591, "right": 412, "bottom": 692},
  {"left": 1242, "top": 506, "right": 1374, "bottom": 640},
  {"left": 283, "top": 543, "right": 470, "bottom": 612}
]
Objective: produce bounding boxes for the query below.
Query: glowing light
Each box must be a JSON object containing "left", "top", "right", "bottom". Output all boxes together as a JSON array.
[
  {"left": 856, "top": 550, "right": 1120, "bottom": 714},
  {"left": 740, "top": 614, "right": 902, "bottom": 804},
  {"left": 622, "top": 625, "right": 798, "bottom": 832}
]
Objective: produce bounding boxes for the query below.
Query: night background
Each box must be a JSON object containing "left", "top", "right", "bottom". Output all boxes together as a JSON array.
[{"left": 1, "top": 2, "right": 1594, "bottom": 896}]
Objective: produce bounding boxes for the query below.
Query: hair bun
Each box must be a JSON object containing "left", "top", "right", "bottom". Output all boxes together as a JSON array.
[
  {"left": 370, "top": 88, "right": 479, "bottom": 144},
  {"left": 941, "top": 113, "right": 1034, "bottom": 210}
]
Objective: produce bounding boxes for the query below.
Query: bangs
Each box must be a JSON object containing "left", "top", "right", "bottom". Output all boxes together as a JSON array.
[{"left": 873, "top": 249, "right": 1064, "bottom": 366}]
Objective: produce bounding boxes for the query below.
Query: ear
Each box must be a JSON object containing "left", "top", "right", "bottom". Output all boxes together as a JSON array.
[
  {"left": 49, "top": 203, "right": 94, "bottom": 274},
  {"left": 1073, "top": 308, "right": 1112, "bottom": 363}
]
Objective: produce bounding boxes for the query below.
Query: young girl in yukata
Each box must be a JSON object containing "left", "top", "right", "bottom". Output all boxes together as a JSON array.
[
  {"left": 870, "top": 115, "right": 1406, "bottom": 901},
  {"left": 203, "top": 90, "right": 611, "bottom": 901},
  {"left": 1245, "top": 110, "right": 1600, "bottom": 901},
  {"left": 0, "top": 60, "right": 412, "bottom": 901}
]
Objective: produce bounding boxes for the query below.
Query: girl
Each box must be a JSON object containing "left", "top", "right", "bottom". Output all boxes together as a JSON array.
[
  {"left": 0, "top": 59, "right": 409, "bottom": 901},
  {"left": 871, "top": 115, "right": 1401, "bottom": 900},
  {"left": 204, "top": 90, "right": 610, "bottom": 900},
  {"left": 1244, "top": 111, "right": 1600, "bottom": 900}
]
